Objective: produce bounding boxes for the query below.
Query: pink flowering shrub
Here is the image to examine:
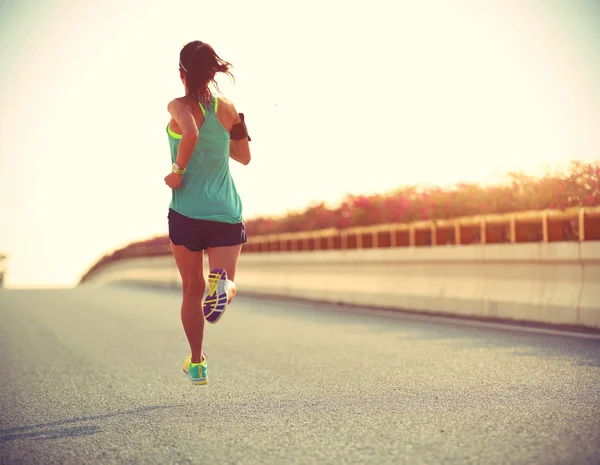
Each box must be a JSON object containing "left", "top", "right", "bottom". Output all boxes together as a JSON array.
[{"left": 245, "top": 161, "right": 599, "bottom": 235}]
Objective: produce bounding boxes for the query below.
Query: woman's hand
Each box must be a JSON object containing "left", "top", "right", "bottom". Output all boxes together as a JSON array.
[{"left": 164, "top": 172, "right": 183, "bottom": 189}]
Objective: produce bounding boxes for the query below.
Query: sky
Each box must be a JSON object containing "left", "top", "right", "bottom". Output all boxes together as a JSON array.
[{"left": 0, "top": 0, "right": 599, "bottom": 287}]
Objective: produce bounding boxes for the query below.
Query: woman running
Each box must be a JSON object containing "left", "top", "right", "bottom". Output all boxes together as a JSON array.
[{"left": 164, "top": 40, "right": 251, "bottom": 385}]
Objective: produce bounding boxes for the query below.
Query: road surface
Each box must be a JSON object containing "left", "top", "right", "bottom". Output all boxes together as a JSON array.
[{"left": 1, "top": 286, "right": 599, "bottom": 464}]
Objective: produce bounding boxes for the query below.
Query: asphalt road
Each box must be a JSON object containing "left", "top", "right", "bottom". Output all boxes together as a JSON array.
[{"left": 1, "top": 286, "right": 599, "bottom": 465}]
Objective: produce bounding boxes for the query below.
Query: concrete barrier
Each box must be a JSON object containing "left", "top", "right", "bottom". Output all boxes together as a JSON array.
[
  {"left": 579, "top": 242, "right": 600, "bottom": 328},
  {"left": 81, "top": 242, "right": 600, "bottom": 330},
  {"left": 82, "top": 256, "right": 179, "bottom": 289}
]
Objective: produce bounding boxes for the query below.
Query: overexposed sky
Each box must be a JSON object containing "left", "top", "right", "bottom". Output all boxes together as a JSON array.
[{"left": 1, "top": 0, "right": 599, "bottom": 287}]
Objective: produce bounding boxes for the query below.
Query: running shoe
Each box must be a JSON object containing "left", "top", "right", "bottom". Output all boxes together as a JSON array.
[
  {"left": 183, "top": 353, "right": 208, "bottom": 385},
  {"left": 203, "top": 268, "right": 236, "bottom": 324}
]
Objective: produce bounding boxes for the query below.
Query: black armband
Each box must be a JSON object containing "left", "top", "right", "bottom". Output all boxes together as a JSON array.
[{"left": 230, "top": 112, "right": 251, "bottom": 141}]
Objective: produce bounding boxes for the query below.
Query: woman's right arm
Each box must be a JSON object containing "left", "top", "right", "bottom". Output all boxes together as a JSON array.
[{"left": 229, "top": 108, "right": 251, "bottom": 166}]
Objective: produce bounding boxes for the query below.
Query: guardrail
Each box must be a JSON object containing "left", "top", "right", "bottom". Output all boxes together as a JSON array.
[
  {"left": 242, "top": 206, "right": 600, "bottom": 253},
  {"left": 79, "top": 206, "right": 600, "bottom": 284}
]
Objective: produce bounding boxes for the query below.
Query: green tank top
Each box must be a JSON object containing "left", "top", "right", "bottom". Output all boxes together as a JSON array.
[{"left": 166, "top": 96, "right": 243, "bottom": 224}]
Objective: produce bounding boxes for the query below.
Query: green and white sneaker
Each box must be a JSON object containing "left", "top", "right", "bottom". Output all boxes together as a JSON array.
[{"left": 182, "top": 353, "right": 208, "bottom": 385}]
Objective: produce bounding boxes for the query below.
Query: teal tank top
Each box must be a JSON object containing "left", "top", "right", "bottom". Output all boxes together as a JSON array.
[{"left": 167, "top": 96, "right": 243, "bottom": 224}]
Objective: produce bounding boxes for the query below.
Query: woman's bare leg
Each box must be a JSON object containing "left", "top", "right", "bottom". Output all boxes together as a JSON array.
[{"left": 171, "top": 242, "right": 205, "bottom": 363}]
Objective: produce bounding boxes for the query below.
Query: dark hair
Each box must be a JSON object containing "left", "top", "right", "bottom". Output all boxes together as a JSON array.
[{"left": 179, "top": 41, "right": 234, "bottom": 101}]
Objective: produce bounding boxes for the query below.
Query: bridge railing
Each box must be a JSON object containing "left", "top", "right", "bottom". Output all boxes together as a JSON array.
[
  {"left": 79, "top": 206, "right": 600, "bottom": 284},
  {"left": 242, "top": 206, "right": 600, "bottom": 253}
]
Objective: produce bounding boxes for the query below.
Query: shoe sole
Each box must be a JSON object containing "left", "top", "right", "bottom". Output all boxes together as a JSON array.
[{"left": 204, "top": 268, "right": 229, "bottom": 324}]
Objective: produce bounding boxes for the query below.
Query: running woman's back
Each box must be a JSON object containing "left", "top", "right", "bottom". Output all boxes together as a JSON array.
[{"left": 167, "top": 95, "right": 243, "bottom": 223}]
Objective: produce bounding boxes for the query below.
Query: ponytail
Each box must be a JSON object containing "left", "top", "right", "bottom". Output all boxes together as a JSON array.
[{"left": 179, "top": 41, "right": 234, "bottom": 102}]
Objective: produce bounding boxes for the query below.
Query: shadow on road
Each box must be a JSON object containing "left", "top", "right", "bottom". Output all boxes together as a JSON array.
[
  {"left": 0, "top": 405, "right": 181, "bottom": 442},
  {"left": 0, "top": 425, "right": 102, "bottom": 442},
  {"left": 236, "top": 295, "right": 600, "bottom": 367}
]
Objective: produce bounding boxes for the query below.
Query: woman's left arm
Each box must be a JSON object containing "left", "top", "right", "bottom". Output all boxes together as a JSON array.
[{"left": 165, "top": 99, "right": 199, "bottom": 189}]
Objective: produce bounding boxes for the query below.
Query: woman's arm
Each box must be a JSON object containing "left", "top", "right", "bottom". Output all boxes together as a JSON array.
[
  {"left": 230, "top": 139, "right": 251, "bottom": 165},
  {"left": 229, "top": 110, "right": 251, "bottom": 165},
  {"left": 168, "top": 99, "right": 199, "bottom": 171}
]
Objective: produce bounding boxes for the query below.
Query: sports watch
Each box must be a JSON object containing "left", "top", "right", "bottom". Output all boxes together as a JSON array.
[{"left": 172, "top": 162, "right": 186, "bottom": 175}]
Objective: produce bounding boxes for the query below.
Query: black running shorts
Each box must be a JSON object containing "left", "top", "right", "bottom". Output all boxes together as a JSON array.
[{"left": 168, "top": 208, "right": 248, "bottom": 252}]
